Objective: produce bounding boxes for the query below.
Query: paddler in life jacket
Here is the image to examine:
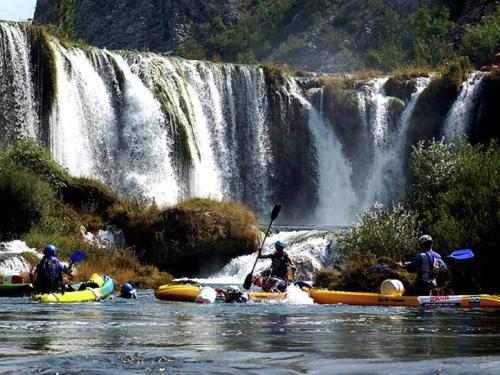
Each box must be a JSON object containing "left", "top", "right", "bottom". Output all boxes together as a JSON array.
[
  {"left": 256, "top": 240, "right": 296, "bottom": 292},
  {"left": 29, "top": 244, "right": 75, "bottom": 293},
  {"left": 398, "top": 235, "right": 447, "bottom": 296}
]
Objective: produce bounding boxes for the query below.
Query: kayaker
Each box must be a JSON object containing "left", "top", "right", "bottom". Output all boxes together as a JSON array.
[
  {"left": 224, "top": 286, "right": 249, "bottom": 303},
  {"left": 258, "top": 240, "right": 296, "bottom": 279},
  {"left": 256, "top": 240, "right": 296, "bottom": 291},
  {"left": 30, "top": 244, "right": 75, "bottom": 293},
  {"left": 398, "top": 235, "right": 447, "bottom": 296}
]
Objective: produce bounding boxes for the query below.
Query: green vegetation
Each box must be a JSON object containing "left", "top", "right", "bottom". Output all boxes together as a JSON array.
[
  {"left": 4, "top": 140, "right": 70, "bottom": 188},
  {"left": 48, "top": 0, "right": 75, "bottom": 39},
  {"left": 0, "top": 164, "right": 56, "bottom": 241},
  {"left": 171, "top": 0, "right": 491, "bottom": 72},
  {"left": 406, "top": 140, "right": 500, "bottom": 293},
  {"left": 460, "top": 7, "right": 500, "bottom": 66},
  {"left": 319, "top": 139, "right": 500, "bottom": 293},
  {"left": 336, "top": 203, "right": 420, "bottom": 262}
]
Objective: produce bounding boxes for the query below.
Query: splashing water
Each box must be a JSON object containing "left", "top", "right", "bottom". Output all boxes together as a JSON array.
[{"left": 284, "top": 284, "right": 314, "bottom": 304}]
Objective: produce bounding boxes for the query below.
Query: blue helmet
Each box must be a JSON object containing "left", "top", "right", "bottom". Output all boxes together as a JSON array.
[
  {"left": 43, "top": 244, "right": 57, "bottom": 257},
  {"left": 275, "top": 240, "right": 286, "bottom": 250},
  {"left": 120, "top": 283, "right": 137, "bottom": 298}
]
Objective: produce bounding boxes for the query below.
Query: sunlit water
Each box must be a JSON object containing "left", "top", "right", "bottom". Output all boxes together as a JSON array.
[{"left": 1, "top": 293, "right": 499, "bottom": 374}]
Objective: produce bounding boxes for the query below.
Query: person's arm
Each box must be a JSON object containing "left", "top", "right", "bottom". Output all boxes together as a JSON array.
[
  {"left": 287, "top": 256, "right": 296, "bottom": 270},
  {"left": 397, "top": 255, "right": 421, "bottom": 270},
  {"left": 258, "top": 249, "right": 272, "bottom": 259},
  {"left": 29, "top": 264, "right": 38, "bottom": 285}
]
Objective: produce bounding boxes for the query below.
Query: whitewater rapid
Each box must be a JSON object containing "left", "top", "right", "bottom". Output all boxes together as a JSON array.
[{"left": 192, "top": 230, "right": 335, "bottom": 285}]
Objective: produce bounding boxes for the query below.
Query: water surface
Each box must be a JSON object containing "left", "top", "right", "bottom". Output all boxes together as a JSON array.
[{"left": 1, "top": 292, "right": 499, "bottom": 374}]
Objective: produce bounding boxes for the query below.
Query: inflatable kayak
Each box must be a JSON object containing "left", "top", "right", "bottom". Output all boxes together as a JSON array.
[
  {"left": 154, "top": 284, "right": 284, "bottom": 303},
  {"left": 0, "top": 283, "right": 33, "bottom": 297},
  {"left": 309, "top": 289, "right": 500, "bottom": 308},
  {"left": 32, "top": 273, "right": 113, "bottom": 303},
  {"left": 155, "top": 284, "right": 500, "bottom": 308}
]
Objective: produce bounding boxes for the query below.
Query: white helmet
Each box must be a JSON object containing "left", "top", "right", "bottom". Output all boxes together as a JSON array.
[
  {"left": 418, "top": 235, "right": 433, "bottom": 245},
  {"left": 227, "top": 286, "right": 240, "bottom": 294}
]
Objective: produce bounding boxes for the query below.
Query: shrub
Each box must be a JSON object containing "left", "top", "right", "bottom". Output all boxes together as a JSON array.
[
  {"left": 335, "top": 202, "right": 420, "bottom": 262},
  {"left": 77, "top": 248, "right": 173, "bottom": 289},
  {"left": 0, "top": 165, "right": 56, "bottom": 240},
  {"left": 5, "top": 140, "right": 70, "bottom": 188}
]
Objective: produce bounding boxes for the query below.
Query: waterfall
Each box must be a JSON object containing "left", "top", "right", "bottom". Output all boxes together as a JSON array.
[
  {"left": 306, "top": 87, "right": 357, "bottom": 225},
  {"left": 0, "top": 22, "right": 38, "bottom": 145},
  {"left": 0, "top": 21, "right": 481, "bottom": 226},
  {"left": 443, "top": 72, "right": 486, "bottom": 141},
  {"left": 357, "top": 77, "right": 430, "bottom": 207}
]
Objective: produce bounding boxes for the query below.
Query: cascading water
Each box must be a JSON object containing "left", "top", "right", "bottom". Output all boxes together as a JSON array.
[
  {"left": 0, "top": 22, "right": 38, "bottom": 144},
  {"left": 305, "top": 87, "right": 357, "bottom": 225},
  {"left": 356, "top": 76, "right": 430, "bottom": 207},
  {"left": 443, "top": 72, "right": 486, "bottom": 141}
]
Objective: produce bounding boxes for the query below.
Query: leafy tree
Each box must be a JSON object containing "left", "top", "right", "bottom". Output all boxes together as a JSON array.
[
  {"left": 460, "top": 7, "right": 500, "bottom": 66},
  {"left": 410, "top": 6, "right": 455, "bottom": 67}
]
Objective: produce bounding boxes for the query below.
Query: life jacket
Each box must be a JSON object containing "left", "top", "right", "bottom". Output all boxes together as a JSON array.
[
  {"left": 417, "top": 250, "right": 444, "bottom": 283},
  {"left": 270, "top": 251, "right": 290, "bottom": 279},
  {"left": 36, "top": 257, "right": 63, "bottom": 293}
]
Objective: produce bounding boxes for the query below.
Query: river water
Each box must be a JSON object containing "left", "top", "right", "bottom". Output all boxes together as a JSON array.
[{"left": 1, "top": 293, "right": 499, "bottom": 374}]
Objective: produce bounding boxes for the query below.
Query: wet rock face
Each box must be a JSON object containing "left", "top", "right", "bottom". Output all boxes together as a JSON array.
[
  {"left": 384, "top": 78, "right": 417, "bottom": 104},
  {"left": 471, "top": 71, "right": 500, "bottom": 144},
  {"left": 34, "top": 0, "right": 243, "bottom": 52},
  {"left": 265, "top": 81, "right": 318, "bottom": 223}
]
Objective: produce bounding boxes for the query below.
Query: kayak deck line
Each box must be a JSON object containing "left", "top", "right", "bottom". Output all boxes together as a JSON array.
[{"left": 155, "top": 284, "right": 500, "bottom": 308}]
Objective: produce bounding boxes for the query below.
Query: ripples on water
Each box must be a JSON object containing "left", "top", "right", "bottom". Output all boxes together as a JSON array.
[{"left": 0, "top": 292, "right": 499, "bottom": 374}]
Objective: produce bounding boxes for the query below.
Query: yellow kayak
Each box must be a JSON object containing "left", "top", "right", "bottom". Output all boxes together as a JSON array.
[
  {"left": 155, "top": 283, "right": 500, "bottom": 308},
  {"left": 154, "top": 284, "right": 284, "bottom": 302},
  {"left": 309, "top": 289, "right": 500, "bottom": 308},
  {"left": 32, "top": 273, "right": 114, "bottom": 303}
]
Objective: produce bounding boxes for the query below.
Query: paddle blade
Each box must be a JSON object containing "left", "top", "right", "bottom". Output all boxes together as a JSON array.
[
  {"left": 364, "top": 264, "right": 391, "bottom": 272},
  {"left": 271, "top": 205, "right": 282, "bottom": 221},
  {"left": 70, "top": 250, "right": 85, "bottom": 264},
  {"left": 243, "top": 273, "right": 253, "bottom": 290},
  {"left": 448, "top": 249, "right": 474, "bottom": 260}
]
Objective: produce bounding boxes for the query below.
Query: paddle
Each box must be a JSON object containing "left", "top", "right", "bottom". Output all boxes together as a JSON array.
[
  {"left": 243, "top": 205, "right": 281, "bottom": 290},
  {"left": 69, "top": 250, "right": 85, "bottom": 266},
  {"left": 364, "top": 249, "right": 475, "bottom": 272}
]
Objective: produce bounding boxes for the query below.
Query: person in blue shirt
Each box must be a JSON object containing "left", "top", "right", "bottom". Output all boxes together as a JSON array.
[
  {"left": 399, "top": 235, "right": 447, "bottom": 296},
  {"left": 30, "top": 244, "right": 75, "bottom": 293}
]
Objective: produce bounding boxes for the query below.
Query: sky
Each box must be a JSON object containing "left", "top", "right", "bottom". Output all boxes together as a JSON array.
[{"left": 0, "top": 0, "right": 37, "bottom": 21}]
